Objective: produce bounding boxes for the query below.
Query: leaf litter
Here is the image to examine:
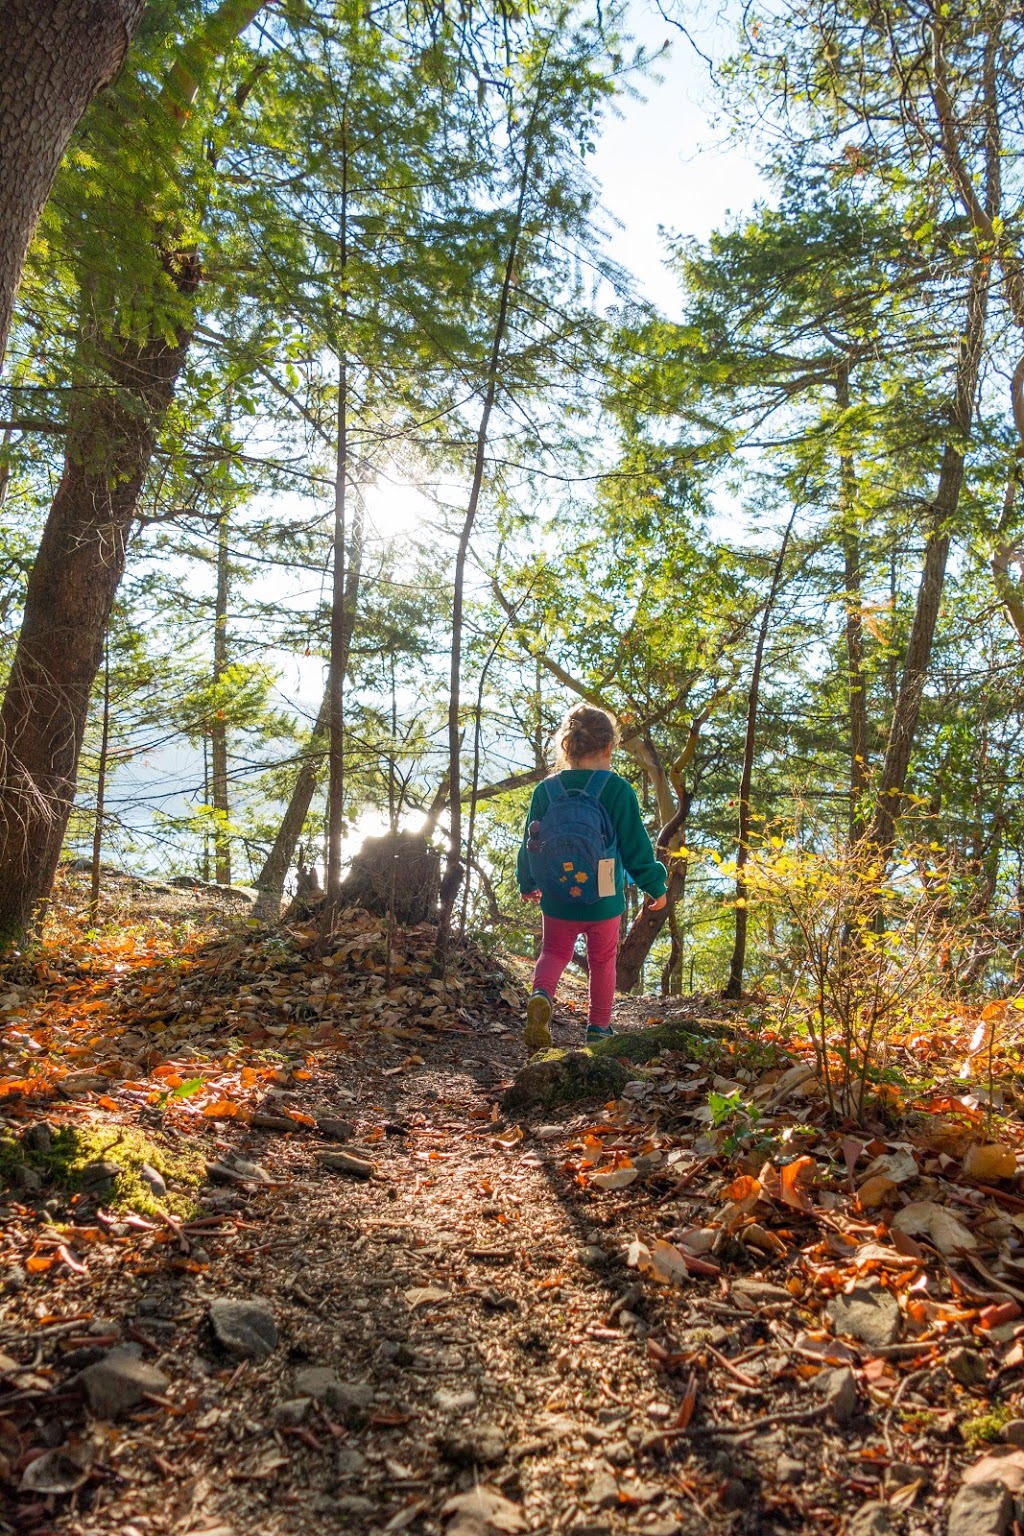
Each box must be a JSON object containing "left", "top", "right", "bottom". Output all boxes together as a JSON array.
[{"left": 3, "top": 876, "right": 1024, "bottom": 1531}]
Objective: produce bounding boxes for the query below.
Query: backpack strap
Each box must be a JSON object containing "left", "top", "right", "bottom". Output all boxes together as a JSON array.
[
  {"left": 543, "top": 774, "right": 567, "bottom": 804},
  {"left": 583, "top": 769, "right": 613, "bottom": 800}
]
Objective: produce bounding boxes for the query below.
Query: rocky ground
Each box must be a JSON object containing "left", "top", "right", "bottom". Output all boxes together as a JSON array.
[{"left": 2, "top": 872, "right": 1024, "bottom": 1536}]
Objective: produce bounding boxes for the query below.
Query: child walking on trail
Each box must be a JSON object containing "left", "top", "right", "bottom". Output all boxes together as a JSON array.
[{"left": 517, "top": 704, "right": 667, "bottom": 1051}]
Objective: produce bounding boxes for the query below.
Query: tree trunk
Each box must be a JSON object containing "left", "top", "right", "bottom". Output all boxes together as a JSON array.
[
  {"left": 325, "top": 127, "right": 350, "bottom": 912},
  {"left": 88, "top": 634, "right": 112, "bottom": 919},
  {"left": 723, "top": 507, "right": 797, "bottom": 1000},
  {"left": 211, "top": 511, "right": 231, "bottom": 886},
  {"left": 865, "top": 254, "right": 990, "bottom": 855},
  {"left": 835, "top": 365, "right": 870, "bottom": 835},
  {"left": 435, "top": 105, "right": 540, "bottom": 958},
  {"left": 0, "top": 0, "right": 145, "bottom": 369},
  {"left": 253, "top": 503, "right": 363, "bottom": 921},
  {"left": 0, "top": 253, "right": 199, "bottom": 949}
]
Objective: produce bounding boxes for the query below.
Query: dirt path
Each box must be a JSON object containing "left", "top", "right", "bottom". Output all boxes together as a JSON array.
[{"left": 2, "top": 886, "right": 1022, "bottom": 1536}]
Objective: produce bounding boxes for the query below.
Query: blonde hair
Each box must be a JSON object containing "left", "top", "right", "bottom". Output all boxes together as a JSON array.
[{"left": 553, "top": 704, "right": 620, "bottom": 769}]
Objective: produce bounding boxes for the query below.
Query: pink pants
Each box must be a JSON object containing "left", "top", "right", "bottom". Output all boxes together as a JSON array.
[{"left": 533, "top": 914, "right": 621, "bottom": 1027}]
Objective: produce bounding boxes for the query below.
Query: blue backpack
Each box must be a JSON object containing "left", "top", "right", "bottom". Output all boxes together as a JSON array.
[{"left": 526, "top": 770, "right": 618, "bottom": 905}]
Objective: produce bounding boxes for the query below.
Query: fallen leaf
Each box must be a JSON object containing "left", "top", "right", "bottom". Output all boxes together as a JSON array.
[
  {"left": 892, "top": 1201, "right": 977, "bottom": 1255},
  {"left": 20, "top": 1445, "right": 93, "bottom": 1495},
  {"left": 963, "top": 1143, "right": 1018, "bottom": 1182},
  {"left": 779, "top": 1155, "right": 817, "bottom": 1211},
  {"left": 405, "top": 1286, "right": 451, "bottom": 1309},
  {"left": 443, "top": 1486, "right": 527, "bottom": 1536},
  {"left": 860, "top": 1148, "right": 918, "bottom": 1185},
  {"left": 590, "top": 1166, "right": 638, "bottom": 1191}
]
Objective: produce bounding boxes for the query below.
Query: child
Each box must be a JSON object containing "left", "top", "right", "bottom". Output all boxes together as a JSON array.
[{"left": 517, "top": 704, "right": 667, "bottom": 1049}]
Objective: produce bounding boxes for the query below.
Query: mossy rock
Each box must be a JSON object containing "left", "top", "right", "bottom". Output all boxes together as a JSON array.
[
  {"left": 0, "top": 1122, "right": 204, "bottom": 1218},
  {"left": 504, "top": 1022, "right": 715, "bottom": 1110}
]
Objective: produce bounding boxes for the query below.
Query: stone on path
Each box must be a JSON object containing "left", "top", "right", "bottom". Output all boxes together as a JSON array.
[
  {"left": 582, "top": 1470, "right": 619, "bottom": 1509},
  {"left": 317, "top": 1149, "right": 374, "bottom": 1179},
  {"left": 435, "top": 1386, "right": 477, "bottom": 1413},
  {"left": 437, "top": 1422, "right": 506, "bottom": 1467},
  {"left": 846, "top": 1503, "right": 897, "bottom": 1536},
  {"left": 947, "top": 1483, "right": 1013, "bottom": 1536},
  {"left": 1001, "top": 1419, "right": 1024, "bottom": 1448},
  {"left": 819, "top": 1365, "right": 858, "bottom": 1423},
  {"left": 76, "top": 1350, "right": 169, "bottom": 1417},
  {"left": 731, "top": 1277, "right": 792, "bottom": 1307},
  {"left": 826, "top": 1281, "right": 900, "bottom": 1349},
  {"left": 317, "top": 1117, "right": 355, "bottom": 1142},
  {"left": 947, "top": 1346, "right": 989, "bottom": 1388},
  {"left": 208, "top": 1296, "right": 278, "bottom": 1361},
  {"left": 139, "top": 1162, "right": 166, "bottom": 1198}
]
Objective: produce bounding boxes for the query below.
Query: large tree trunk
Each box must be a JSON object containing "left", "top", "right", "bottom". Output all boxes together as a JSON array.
[
  {"left": 0, "top": 0, "right": 145, "bottom": 369},
  {"left": 864, "top": 255, "right": 990, "bottom": 855},
  {"left": 0, "top": 254, "right": 198, "bottom": 948}
]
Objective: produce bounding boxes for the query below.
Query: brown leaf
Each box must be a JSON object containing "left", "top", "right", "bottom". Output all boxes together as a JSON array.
[{"left": 442, "top": 1486, "right": 527, "bottom": 1536}]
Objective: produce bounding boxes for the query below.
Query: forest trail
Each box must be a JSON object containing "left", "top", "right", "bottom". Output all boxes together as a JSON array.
[{"left": 2, "top": 878, "right": 1024, "bottom": 1536}]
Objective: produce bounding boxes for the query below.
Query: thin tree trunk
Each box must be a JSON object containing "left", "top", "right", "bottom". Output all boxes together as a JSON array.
[
  {"left": 88, "top": 634, "right": 112, "bottom": 919},
  {"left": 835, "top": 364, "right": 869, "bottom": 836},
  {"left": 864, "top": 254, "right": 990, "bottom": 855},
  {"left": 435, "top": 97, "right": 542, "bottom": 959},
  {"left": 0, "top": 0, "right": 145, "bottom": 369},
  {"left": 325, "top": 127, "right": 350, "bottom": 913},
  {"left": 212, "top": 510, "right": 231, "bottom": 886},
  {"left": 723, "top": 507, "right": 797, "bottom": 1001}
]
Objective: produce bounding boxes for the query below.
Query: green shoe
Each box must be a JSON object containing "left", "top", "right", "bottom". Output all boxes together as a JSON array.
[
  {"left": 586, "top": 1024, "right": 615, "bottom": 1045},
  {"left": 524, "top": 991, "right": 553, "bottom": 1050}
]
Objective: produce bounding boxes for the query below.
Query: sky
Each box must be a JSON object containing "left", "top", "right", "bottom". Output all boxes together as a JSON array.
[{"left": 590, "top": 0, "right": 767, "bottom": 312}]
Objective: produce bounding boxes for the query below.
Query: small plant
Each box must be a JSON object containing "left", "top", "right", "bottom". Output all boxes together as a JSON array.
[
  {"left": 707, "top": 1088, "right": 772, "bottom": 1156},
  {"left": 962, "top": 1404, "right": 1013, "bottom": 1448},
  {"left": 744, "top": 826, "right": 957, "bottom": 1125}
]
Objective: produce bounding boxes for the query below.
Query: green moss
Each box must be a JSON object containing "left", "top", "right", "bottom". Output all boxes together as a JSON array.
[
  {"left": 587, "top": 1022, "right": 722, "bottom": 1064},
  {"left": 962, "top": 1405, "right": 1014, "bottom": 1448},
  {"left": 1, "top": 1122, "right": 204, "bottom": 1218}
]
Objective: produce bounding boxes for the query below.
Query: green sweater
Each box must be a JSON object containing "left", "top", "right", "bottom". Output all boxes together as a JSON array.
[{"left": 517, "top": 770, "right": 668, "bottom": 921}]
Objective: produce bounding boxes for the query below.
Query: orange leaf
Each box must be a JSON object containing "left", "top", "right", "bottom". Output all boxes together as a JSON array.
[
  {"left": 780, "top": 1156, "right": 816, "bottom": 1212},
  {"left": 283, "top": 1109, "right": 317, "bottom": 1128},
  {"left": 26, "top": 1255, "right": 54, "bottom": 1273},
  {"left": 202, "top": 1099, "right": 240, "bottom": 1118}
]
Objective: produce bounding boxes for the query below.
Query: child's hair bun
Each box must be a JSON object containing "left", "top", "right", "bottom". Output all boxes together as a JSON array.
[{"left": 554, "top": 704, "right": 619, "bottom": 767}]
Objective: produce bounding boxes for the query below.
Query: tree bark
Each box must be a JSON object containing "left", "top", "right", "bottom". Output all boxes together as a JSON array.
[
  {"left": 835, "top": 364, "right": 869, "bottom": 835},
  {"left": 0, "top": 0, "right": 145, "bottom": 369},
  {"left": 723, "top": 507, "right": 797, "bottom": 1001},
  {"left": 864, "top": 254, "right": 990, "bottom": 855},
  {"left": 0, "top": 252, "right": 199, "bottom": 949},
  {"left": 212, "top": 511, "right": 231, "bottom": 886}
]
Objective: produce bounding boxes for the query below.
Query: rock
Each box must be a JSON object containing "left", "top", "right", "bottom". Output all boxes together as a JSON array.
[
  {"left": 819, "top": 1365, "right": 858, "bottom": 1423},
  {"left": 504, "top": 1048, "right": 636, "bottom": 1110},
  {"left": 274, "top": 1397, "right": 311, "bottom": 1425},
  {"left": 76, "top": 1350, "right": 169, "bottom": 1417},
  {"left": 208, "top": 1297, "right": 278, "bottom": 1361},
  {"left": 3, "top": 1264, "right": 26, "bottom": 1294},
  {"left": 604, "top": 1439, "right": 632, "bottom": 1467},
  {"left": 437, "top": 1423, "right": 507, "bottom": 1467},
  {"left": 79, "top": 1160, "right": 121, "bottom": 1198},
  {"left": 583, "top": 1470, "right": 619, "bottom": 1509},
  {"left": 776, "top": 1454, "right": 804, "bottom": 1484},
  {"left": 579, "top": 1245, "right": 609, "bottom": 1267},
  {"left": 317, "top": 1149, "right": 373, "bottom": 1179},
  {"left": 317, "top": 1117, "right": 355, "bottom": 1141},
  {"left": 882, "top": 1462, "right": 926, "bottom": 1498},
  {"left": 570, "top": 1523, "right": 611, "bottom": 1536},
  {"left": 327, "top": 1381, "right": 374, "bottom": 1412},
  {"left": 139, "top": 1163, "right": 166, "bottom": 1198},
  {"left": 435, "top": 1386, "right": 477, "bottom": 1413},
  {"left": 333, "top": 1495, "right": 377, "bottom": 1516},
  {"left": 826, "top": 1283, "right": 900, "bottom": 1348},
  {"left": 948, "top": 1347, "right": 989, "bottom": 1388},
  {"left": 947, "top": 1482, "right": 1013, "bottom": 1536},
  {"left": 336, "top": 1446, "right": 368, "bottom": 1477},
  {"left": 295, "top": 1367, "right": 342, "bottom": 1401},
  {"left": 12, "top": 1165, "right": 43, "bottom": 1194},
  {"left": 1000, "top": 1419, "right": 1024, "bottom": 1448},
  {"left": 642, "top": 1521, "right": 682, "bottom": 1536},
  {"left": 731, "top": 1277, "right": 793, "bottom": 1306},
  {"left": 846, "top": 1502, "right": 897, "bottom": 1536},
  {"left": 22, "top": 1122, "right": 53, "bottom": 1154}
]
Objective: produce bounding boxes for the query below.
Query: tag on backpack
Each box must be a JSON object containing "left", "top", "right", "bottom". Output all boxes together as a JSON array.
[{"left": 597, "top": 858, "right": 616, "bottom": 898}]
